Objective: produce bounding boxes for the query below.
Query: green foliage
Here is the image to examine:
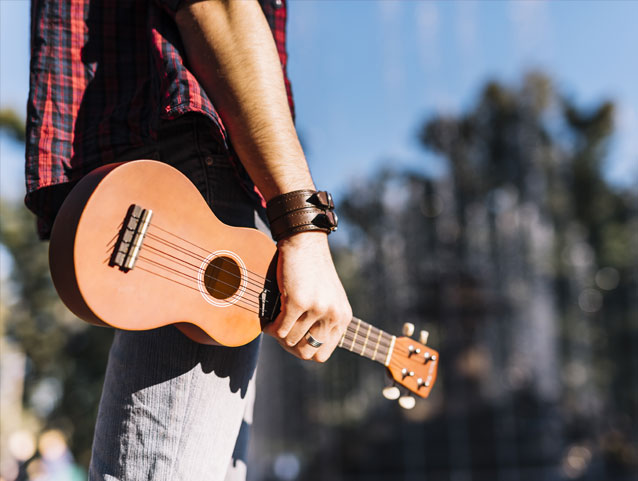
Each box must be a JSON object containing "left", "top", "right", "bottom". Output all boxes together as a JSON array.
[
  {"left": 1, "top": 200, "right": 113, "bottom": 469},
  {"left": 320, "top": 72, "right": 638, "bottom": 479},
  {"left": 0, "top": 108, "right": 26, "bottom": 142},
  {"left": 2, "top": 75, "right": 636, "bottom": 479}
]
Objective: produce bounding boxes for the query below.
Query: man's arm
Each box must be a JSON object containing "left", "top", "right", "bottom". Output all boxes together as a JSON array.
[{"left": 175, "top": 0, "right": 351, "bottom": 362}]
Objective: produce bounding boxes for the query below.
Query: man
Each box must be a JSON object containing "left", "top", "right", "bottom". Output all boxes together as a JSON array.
[{"left": 25, "top": 0, "right": 351, "bottom": 479}]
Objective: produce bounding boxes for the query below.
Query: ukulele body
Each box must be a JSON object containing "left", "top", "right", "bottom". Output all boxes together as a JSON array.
[
  {"left": 49, "top": 160, "right": 277, "bottom": 347},
  {"left": 49, "top": 160, "right": 440, "bottom": 400}
]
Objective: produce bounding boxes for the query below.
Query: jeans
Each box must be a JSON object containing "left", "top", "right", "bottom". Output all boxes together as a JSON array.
[{"left": 88, "top": 115, "right": 266, "bottom": 481}]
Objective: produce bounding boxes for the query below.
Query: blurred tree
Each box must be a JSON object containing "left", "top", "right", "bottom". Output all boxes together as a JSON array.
[
  {"left": 1, "top": 113, "right": 113, "bottom": 473},
  {"left": 2, "top": 72, "right": 637, "bottom": 480},
  {"left": 0, "top": 108, "right": 26, "bottom": 142},
  {"left": 280, "top": 72, "right": 638, "bottom": 480}
]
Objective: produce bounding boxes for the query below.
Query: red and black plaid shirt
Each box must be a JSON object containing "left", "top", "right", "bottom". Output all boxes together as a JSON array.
[{"left": 25, "top": 0, "right": 293, "bottom": 238}]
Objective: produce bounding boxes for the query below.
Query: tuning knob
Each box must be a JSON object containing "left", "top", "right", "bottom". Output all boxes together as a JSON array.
[
  {"left": 416, "top": 377, "right": 431, "bottom": 389},
  {"left": 419, "top": 330, "right": 429, "bottom": 345},
  {"left": 398, "top": 395, "right": 416, "bottom": 410},
  {"left": 402, "top": 322, "right": 415, "bottom": 337},
  {"left": 382, "top": 386, "right": 401, "bottom": 400}
]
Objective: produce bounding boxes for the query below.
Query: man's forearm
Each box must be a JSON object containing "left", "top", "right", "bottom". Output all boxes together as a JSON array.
[
  {"left": 175, "top": 0, "right": 352, "bottom": 363},
  {"left": 175, "top": 0, "right": 314, "bottom": 200}
]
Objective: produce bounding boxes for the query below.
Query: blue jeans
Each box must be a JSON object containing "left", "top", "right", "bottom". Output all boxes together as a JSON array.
[{"left": 89, "top": 115, "right": 266, "bottom": 480}]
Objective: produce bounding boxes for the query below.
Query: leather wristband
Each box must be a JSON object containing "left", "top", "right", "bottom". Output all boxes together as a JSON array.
[
  {"left": 267, "top": 190, "right": 338, "bottom": 241},
  {"left": 267, "top": 190, "right": 334, "bottom": 220}
]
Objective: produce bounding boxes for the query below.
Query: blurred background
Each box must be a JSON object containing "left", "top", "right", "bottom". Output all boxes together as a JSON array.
[{"left": 1, "top": 1, "right": 636, "bottom": 480}]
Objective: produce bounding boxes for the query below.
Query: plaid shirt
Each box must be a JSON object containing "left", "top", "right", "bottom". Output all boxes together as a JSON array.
[{"left": 25, "top": 0, "right": 293, "bottom": 238}]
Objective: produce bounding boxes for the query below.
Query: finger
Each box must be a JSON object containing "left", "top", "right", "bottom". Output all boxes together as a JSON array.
[
  {"left": 313, "top": 309, "right": 352, "bottom": 362},
  {"left": 284, "top": 316, "right": 328, "bottom": 347},
  {"left": 282, "top": 322, "right": 334, "bottom": 363},
  {"left": 282, "top": 321, "right": 329, "bottom": 360},
  {"left": 304, "top": 331, "right": 324, "bottom": 349},
  {"left": 280, "top": 324, "right": 339, "bottom": 362},
  {"left": 296, "top": 333, "right": 329, "bottom": 360},
  {"left": 266, "top": 303, "right": 305, "bottom": 340},
  {"left": 273, "top": 334, "right": 317, "bottom": 361},
  {"left": 312, "top": 327, "right": 342, "bottom": 363}
]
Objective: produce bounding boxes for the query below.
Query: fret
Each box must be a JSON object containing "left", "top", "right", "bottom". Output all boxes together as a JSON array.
[
  {"left": 377, "top": 336, "right": 387, "bottom": 362},
  {"left": 360, "top": 324, "right": 372, "bottom": 356},
  {"left": 366, "top": 325, "right": 381, "bottom": 360},
  {"left": 338, "top": 318, "right": 392, "bottom": 365},
  {"left": 371, "top": 327, "right": 381, "bottom": 362},
  {"left": 350, "top": 318, "right": 361, "bottom": 352},
  {"left": 384, "top": 335, "right": 396, "bottom": 367}
]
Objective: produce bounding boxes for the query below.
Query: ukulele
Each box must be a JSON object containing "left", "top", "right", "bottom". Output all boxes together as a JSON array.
[{"left": 49, "top": 160, "right": 439, "bottom": 406}]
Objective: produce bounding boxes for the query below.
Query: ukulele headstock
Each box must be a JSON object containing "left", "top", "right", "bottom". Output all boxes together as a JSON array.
[{"left": 384, "top": 323, "right": 439, "bottom": 408}]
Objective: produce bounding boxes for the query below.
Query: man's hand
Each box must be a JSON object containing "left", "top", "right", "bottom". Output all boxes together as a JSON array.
[
  {"left": 175, "top": 1, "right": 351, "bottom": 361},
  {"left": 263, "top": 232, "right": 352, "bottom": 362}
]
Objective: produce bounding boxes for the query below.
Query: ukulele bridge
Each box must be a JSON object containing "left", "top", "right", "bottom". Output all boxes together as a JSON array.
[{"left": 110, "top": 204, "right": 153, "bottom": 272}]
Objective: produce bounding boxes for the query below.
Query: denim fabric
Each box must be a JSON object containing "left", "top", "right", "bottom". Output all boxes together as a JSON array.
[{"left": 89, "top": 115, "right": 266, "bottom": 481}]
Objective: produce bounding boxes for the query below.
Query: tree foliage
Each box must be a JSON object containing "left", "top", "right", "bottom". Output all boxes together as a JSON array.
[
  {"left": 296, "top": 72, "right": 637, "bottom": 479},
  {"left": 1, "top": 73, "right": 636, "bottom": 479},
  {"left": 0, "top": 109, "right": 26, "bottom": 143},
  {"left": 1, "top": 200, "right": 114, "bottom": 471}
]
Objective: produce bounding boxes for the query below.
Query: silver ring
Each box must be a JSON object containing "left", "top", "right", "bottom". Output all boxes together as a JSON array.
[{"left": 305, "top": 333, "right": 323, "bottom": 348}]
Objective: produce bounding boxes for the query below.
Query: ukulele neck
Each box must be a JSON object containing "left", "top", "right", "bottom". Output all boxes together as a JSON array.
[
  {"left": 264, "top": 288, "right": 395, "bottom": 366},
  {"left": 338, "top": 317, "right": 395, "bottom": 366}
]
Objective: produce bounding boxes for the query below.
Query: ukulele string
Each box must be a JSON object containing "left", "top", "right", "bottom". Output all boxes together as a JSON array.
[
  {"left": 136, "top": 254, "right": 261, "bottom": 308},
  {"left": 110, "top": 228, "right": 421, "bottom": 357},
  {"left": 134, "top": 265, "right": 260, "bottom": 315},
  {"left": 106, "top": 229, "right": 121, "bottom": 250},
  {"left": 139, "top": 247, "right": 416, "bottom": 357},
  {"left": 340, "top": 330, "right": 416, "bottom": 358},
  {"left": 142, "top": 237, "right": 271, "bottom": 297},
  {"left": 137, "top": 260, "right": 261, "bottom": 314},
  {"left": 141, "top": 243, "right": 266, "bottom": 297},
  {"left": 340, "top": 328, "right": 394, "bottom": 349},
  {"left": 338, "top": 332, "right": 427, "bottom": 378},
  {"left": 339, "top": 331, "right": 425, "bottom": 368},
  {"left": 339, "top": 334, "right": 394, "bottom": 351},
  {"left": 146, "top": 226, "right": 272, "bottom": 285},
  {"left": 342, "top": 322, "right": 418, "bottom": 355},
  {"left": 341, "top": 324, "right": 393, "bottom": 346},
  {"left": 339, "top": 337, "right": 394, "bottom": 359},
  {"left": 104, "top": 224, "right": 276, "bottom": 316},
  {"left": 137, "top": 260, "right": 409, "bottom": 357},
  {"left": 340, "top": 332, "right": 426, "bottom": 367},
  {"left": 116, "top": 252, "right": 418, "bottom": 357},
  {"left": 144, "top": 232, "right": 269, "bottom": 290},
  {"left": 136, "top": 256, "right": 262, "bottom": 312}
]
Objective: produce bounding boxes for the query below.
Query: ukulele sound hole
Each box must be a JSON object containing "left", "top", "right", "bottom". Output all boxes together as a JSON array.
[{"left": 204, "top": 256, "right": 241, "bottom": 300}]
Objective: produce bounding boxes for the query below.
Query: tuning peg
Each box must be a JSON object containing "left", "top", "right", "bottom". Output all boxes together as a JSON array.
[
  {"left": 401, "top": 368, "right": 415, "bottom": 379},
  {"left": 422, "top": 352, "right": 437, "bottom": 364},
  {"left": 382, "top": 386, "right": 401, "bottom": 400},
  {"left": 398, "top": 395, "right": 416, "bottom": 410},
  {"left": 416, "top": 377, "right": 431, "bottom": 389},
  {"left": 402, "top": 322, "right": 415, "bottom": 337},
  {"left": 419, "top": 329, "right": 429, "bottom": 345},
  {"left": 408, "top": 345, "right": 421, "bottom": 357}
]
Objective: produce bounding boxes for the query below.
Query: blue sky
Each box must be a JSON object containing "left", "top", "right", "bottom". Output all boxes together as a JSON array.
[{"left": 1, "top": 0, "right": 637, "bottom": 203}]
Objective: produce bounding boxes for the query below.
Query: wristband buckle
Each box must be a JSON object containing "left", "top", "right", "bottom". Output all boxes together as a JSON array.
[
  {"left": 266, "top": 189, "right": 339, "bottom": 241},
  {"left": 314, "top": 210, "right": 338, "bottom": 231}
]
